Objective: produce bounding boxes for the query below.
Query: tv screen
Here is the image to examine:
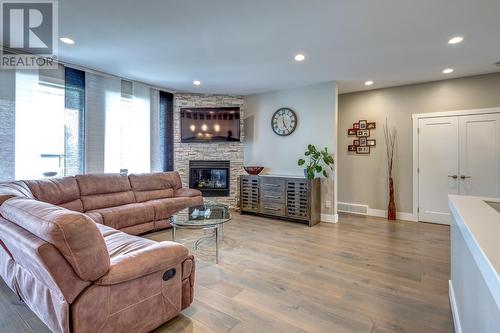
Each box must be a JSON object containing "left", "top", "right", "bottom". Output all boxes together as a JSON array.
[{"left": 180, "top": 107, "right": 241, "bottom": 143}]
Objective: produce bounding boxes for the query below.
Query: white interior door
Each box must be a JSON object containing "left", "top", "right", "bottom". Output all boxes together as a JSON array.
[
  {"left": 418, "top": 117, "right": 459, "bottom": 224},
  {"left": 459, "top": 114, "right": 500, "bottom": 197}
]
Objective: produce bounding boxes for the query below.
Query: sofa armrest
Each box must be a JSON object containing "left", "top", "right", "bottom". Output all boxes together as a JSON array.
[
  {"left": 84, "top": 211, "right": 103, "bottom": 224},
  {"left": 175, "top": 188, "right": 202, "bottom": 198},
  {"left": 95, "top": 242, "right": 188, "bottom": 285}
]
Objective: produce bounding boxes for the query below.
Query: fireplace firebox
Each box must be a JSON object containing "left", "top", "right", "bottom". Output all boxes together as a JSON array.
[{"left": 189, "top": 160, "right": 230, "bottom": 197}]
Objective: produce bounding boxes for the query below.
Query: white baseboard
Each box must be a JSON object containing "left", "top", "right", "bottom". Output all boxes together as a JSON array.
[
  {"left": 367, "top": 208, "right": 418, "bottom": 222},
  {"left": 321, "top": 213, "right": 338, "bottom": 223},
  {"left": 338, "top": 202, "right": 417, "bottom": 222},
  {"left": 449, "top": 280, "right": 462, "bottom": 333}
]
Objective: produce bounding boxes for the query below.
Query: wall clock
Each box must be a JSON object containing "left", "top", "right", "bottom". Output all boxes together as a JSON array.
[{"left": 271, "top": 108, "right": 297, "bottom": 136}]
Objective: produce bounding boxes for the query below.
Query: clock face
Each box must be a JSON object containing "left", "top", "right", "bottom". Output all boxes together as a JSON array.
[{"left": 271, "top": 108, "right": 297, "bottom": 136}]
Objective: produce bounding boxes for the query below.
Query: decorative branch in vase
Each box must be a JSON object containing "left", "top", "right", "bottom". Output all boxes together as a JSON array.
[
  {"left": 298, "top": 144, "right": 334, "bottom": 180},
  {"left": 384, "top": 119, "right": 397, "bottom": 220}
]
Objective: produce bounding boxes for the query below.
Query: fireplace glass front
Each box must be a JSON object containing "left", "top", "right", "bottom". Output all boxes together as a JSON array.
[{"left": 189, "top": 160, "right": 230, "bottom": 197}]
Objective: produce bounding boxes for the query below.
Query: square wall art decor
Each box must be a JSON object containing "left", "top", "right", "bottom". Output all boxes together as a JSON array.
[{"left": 348, "top": 120, "right": 376, "bottom": 155}]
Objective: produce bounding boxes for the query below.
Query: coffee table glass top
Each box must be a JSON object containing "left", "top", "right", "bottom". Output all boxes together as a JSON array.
[{"left": 171, "top": 200, "right": 231, "bottom": 227}]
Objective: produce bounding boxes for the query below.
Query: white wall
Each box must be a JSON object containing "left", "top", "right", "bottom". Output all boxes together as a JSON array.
[{"left": 243, "top": 81, "right": 338, "bottom": 216}]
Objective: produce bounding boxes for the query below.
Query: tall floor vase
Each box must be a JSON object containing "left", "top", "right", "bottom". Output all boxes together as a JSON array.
[{"left": 388, "top": 177, "right": 396, "bottom": 220}]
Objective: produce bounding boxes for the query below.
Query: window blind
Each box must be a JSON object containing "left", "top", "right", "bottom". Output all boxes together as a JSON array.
[
  {"left": 0, "top": 70, "right": 16, "bottom": 182},
  {"left": 1, "top": 67, "right": 159, "bottom": 180},
  {"left": 150, "top": 88, "right": 161, "bottom": 172},
  {"left": 64, "top": 67, "right": 85, "bottom": 175},
  {"left": 159, "top": 90, "right": 174, "bottom": 171}
]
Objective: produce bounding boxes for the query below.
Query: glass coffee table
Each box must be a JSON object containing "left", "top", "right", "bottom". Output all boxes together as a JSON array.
[{"left": 170, "top": 201, "right": 231, "bottom": 264}]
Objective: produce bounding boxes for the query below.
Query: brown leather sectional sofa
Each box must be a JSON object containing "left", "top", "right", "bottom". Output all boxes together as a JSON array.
[{"left": 0, "top": 172, "right": 203, "bottom": 333}]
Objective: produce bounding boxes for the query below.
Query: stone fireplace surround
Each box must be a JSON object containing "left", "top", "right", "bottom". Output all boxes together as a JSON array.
[{"left": 174, "top": 94, "right": 244, "bottom": 208}]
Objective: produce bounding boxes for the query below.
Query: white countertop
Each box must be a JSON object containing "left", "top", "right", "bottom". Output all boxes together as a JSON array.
[{"left": 449, "top": 195, "right": 500, "bottom": 280}]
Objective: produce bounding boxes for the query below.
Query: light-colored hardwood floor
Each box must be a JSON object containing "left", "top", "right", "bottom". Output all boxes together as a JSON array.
[{"left": 0, "top": 213, "right": 452, "bottom": 333}]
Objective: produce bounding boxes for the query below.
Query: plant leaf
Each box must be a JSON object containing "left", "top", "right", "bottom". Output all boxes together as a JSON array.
[
  {"left": 323, "top": 170, "right": 328, "bottom": 178},
  {"left": 315, "top": 165, "right": 322, "bottom": 173},
  {"left": 304, "top": 151, "right": 310, "bottom": 156},
  {"left": 307, "top": 170, "right": 315, "bottom": 180},
  {"left": 298, "top": 159, "right": 305, "bottom": 166}
]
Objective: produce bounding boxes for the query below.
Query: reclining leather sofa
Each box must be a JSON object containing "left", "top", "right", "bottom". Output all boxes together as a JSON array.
[{"left": 0, "top": 172, "right": 202, "bottom": 333}]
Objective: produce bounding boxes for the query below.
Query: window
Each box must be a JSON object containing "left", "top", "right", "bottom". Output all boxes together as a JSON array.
[
  {"left": 12, "top": 66, "right": 85, "bottom": 180},
  {"left": 0, "top": 67, "right": 157, "bottom": 181},
  {"left": 104, "top": 80, "right": 150, "bottom": 173}
]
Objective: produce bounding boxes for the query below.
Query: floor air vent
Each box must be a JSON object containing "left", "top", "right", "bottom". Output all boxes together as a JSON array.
[{"left": 337, "top": 202, "right": 368, "bottom": 215}]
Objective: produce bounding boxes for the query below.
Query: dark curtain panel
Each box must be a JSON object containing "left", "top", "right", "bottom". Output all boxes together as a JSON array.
[
  {"left": 159, "top": 91, "right": 174, "bottom": 171},
  {"left": 64, "top": 67, "right": 86, "bottom": 175}
]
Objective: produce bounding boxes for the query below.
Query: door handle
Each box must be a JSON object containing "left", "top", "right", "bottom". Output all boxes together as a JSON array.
[
  {"left": 448, "top": 175, "right": 458, "bottom": 179},
  {"left": 460, "top": 175, "right": 471, "bottom": 179}
]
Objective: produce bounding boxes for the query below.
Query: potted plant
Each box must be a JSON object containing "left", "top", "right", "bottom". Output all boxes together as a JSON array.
[{"left": 298, "top": 144, "right": 334, "bottom": 180}]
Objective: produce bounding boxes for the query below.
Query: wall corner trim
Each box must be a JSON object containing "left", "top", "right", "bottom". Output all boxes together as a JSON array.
[
  {"left": 321, "top": 213, "right": 338, "bottom": 223},
  {"left": 449, "top": 280, "right": 462, "bottom": 333}
]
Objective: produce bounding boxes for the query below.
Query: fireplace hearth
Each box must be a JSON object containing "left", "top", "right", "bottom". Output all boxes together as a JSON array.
[{"left": 189, "top": 160, "right": 230, "bottom": 197}]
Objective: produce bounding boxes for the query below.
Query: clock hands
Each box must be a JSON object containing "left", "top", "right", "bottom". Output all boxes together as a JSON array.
[{"left": 272, "top": 108, "right": 296, "bottom": 135}]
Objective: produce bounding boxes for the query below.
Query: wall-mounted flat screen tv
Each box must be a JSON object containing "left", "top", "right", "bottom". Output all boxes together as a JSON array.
[{"left": 180, "top": 107, "right": 241, "bottom": 143}]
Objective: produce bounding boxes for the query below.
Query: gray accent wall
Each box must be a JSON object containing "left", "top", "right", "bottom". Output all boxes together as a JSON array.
[{"left": 338, "top": 72, "right": 500, "bottom": 213}]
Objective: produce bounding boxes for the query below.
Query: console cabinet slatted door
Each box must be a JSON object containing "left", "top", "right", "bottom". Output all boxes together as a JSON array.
[
  {"left": 240, "top": 176, "right": 260, "bottom": 212},
  {"left": 240, "top": 175, "right": 321, "bottom": 226},
  {"left": 286, "top": 180, "right": 309, "bottom": 220}
]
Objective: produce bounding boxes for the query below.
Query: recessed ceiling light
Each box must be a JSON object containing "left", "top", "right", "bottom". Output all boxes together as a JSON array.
[
  {"left": 294, "top": 54, "right": 305, "bottom": 62},
  {"left": 60, "top": 37, "right": 75, "bottom": 45},
  {"left": 193, "top": 80, "right": 201, "bottom": 86},
  {"left": 364, "top": 81, "right": 374, "bottom": 86},
  {"left": 448, "top": 36, "right": 463, "bottom": 45},
  {"left": 442, "top": 68, "right": 454, "bottom": 74}
]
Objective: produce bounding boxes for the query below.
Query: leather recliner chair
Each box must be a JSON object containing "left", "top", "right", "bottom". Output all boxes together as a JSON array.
[{"left": 0, "top": 198, "right": 195, "bottom": 333}]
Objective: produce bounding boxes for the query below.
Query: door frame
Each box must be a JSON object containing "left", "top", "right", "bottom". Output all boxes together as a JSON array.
[{"left": 412, "top": 107, "right": 500, "bottom": 222}]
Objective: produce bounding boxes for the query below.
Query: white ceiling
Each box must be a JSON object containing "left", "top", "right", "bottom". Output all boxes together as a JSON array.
[{"left": 59, "top": 0, "right": 500, "bottom": 95}]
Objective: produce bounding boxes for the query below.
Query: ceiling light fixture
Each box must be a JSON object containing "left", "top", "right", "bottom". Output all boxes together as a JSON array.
[
  {"left": 60, "top": 37, "right": 75, "bottom": 45},
  {"left": 294, "top": 54, "right": 305, "bottom": 62},
  {"left": 193, "top": 80, "right": 201, "bottom": 86},
  {"left": 442, "top": 68, "right": 454, "bottom": 74},
  {"left": 448, "top": 36, "right": 463, "bottom": 45},
  {"left": 364, "top": 81, "right": 374, "bottom": 86}
]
